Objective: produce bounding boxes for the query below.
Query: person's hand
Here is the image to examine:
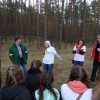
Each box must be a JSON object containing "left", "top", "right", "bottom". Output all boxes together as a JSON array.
[
  {"left": 76, "top": 50, "right": 79, "bottom": 53},
  {"left": 97, "top": 48, "right": 100, "bottom": 52}
]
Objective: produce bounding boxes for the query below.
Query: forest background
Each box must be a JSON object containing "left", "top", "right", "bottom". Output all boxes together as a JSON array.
[{"left": 0, "top": 0, "right": 99, "bottom": 89}]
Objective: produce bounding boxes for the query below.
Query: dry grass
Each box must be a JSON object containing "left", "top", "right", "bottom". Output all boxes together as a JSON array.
[{"left": 1, "top": 38, "right": 97, "bottom": 90}]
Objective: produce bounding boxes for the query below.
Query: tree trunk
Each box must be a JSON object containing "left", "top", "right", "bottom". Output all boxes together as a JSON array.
[
  {"left": 0, "top": 44, "right": 1, "bottom": 88},
  {"left": 36, "top": 0, "right": 39, "bottom": 49},
  {"left": 24, "top": 0, "right": 27, "bottom": 42},
  {"left": 97, "top": 0, "right": 100, "bottom": 35},
  {"left": 83, "top": 0, "right": 86, "bottom": 39},
  {"left": 44, "top": 0, "right": 48, "bottom": 41},
  {"left": 93, "top": 0, "right": 97, "bottom": 43},
  {"left": 20, "top": 0, "right": 23, "bottom": 38},
  {"left": 59, "top": 0, "right": 64, "bottom": 49},
  {"left": 15, "top": 0, "right": 18, "bottom": 37},
  {"left": 32, "top": 0, "right": 34, "bottom": 44},
  {"left": 28, "top": 0, "right": 31, "bottom": 46}
]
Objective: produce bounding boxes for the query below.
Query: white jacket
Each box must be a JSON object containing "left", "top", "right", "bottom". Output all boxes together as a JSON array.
[{"left": 61, "top": 84, "right": 92, "bottom": 100}]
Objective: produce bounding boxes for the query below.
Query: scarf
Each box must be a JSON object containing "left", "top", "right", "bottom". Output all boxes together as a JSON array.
[
  {"left": 76, "top": 44, "right": 84, "bottom": 52},
  {"left": 67, "top": 81, "right": 88, "bottom": 94}
]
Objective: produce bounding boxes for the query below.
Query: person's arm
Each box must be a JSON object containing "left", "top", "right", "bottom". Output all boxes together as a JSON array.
[
  {"left": 9, "top": 47, "right": 15, "bottom": 64},
  {"left": 78, "top": 49, "right": 85, "bottom": 55},
  {"left": 53, "top": 48, "right": 62, "bottom": 60},
  {"left": 73, "top": 45, "right": 77, "bottom": 54},
  {"left": 55, "top": 53, "right": 62, "bottom": 60},
  {"left": 24, "top": 46, "right": 28, "bottom": 61},
  {"left": 91, "top": 42, "right": 96, "bottom": 59},
  {"left": 72, "top": 50, "right": 76, "bottom": 54},
  {"left": 79, "top": 46, "right": 86, "bottom": 55}
]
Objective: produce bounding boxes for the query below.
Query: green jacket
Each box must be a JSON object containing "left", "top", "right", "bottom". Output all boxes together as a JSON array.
[{"left": 9, "top": 43, "right": 28, "bottom": 65}]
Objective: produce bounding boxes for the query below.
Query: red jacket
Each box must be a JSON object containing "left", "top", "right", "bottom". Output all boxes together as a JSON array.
[{"left": 91, "top": 41, "right": 100, "bottom": 62}]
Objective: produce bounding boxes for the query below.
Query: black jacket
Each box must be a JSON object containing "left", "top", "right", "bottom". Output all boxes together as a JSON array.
[
  {"left": 1, "top": 85, "right": 32, "bottom": 100},
  {"left": 26, "top": 68, "right": 41, "bottom": 93}
]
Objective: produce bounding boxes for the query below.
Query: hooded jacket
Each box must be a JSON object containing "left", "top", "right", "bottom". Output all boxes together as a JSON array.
[
  {"left": 61, "top": 84, "right": 92, "bottom": 100},
  {"left": 26, "top": 68, "right": 41, "bottom": 93},
  {"left": 1, "top": 85, "right": 32, "bottom": 100}
]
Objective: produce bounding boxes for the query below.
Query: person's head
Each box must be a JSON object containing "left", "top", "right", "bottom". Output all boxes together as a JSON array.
[
  {"left": 38, "top": 71, "right": 57, "bottom": 100},
  {"left": 6, "top": 65, "right": 26, "bottom": 86},
  {"left": 77, "top": 38, "right": 85, "bottom": 45},
  {"left": 68, "top": 66, "right": 89, "bottom": 87},
  {"left": 44, "top": 40, "right": 51, "bottom": 48},
  {"left": 15, "top": 37, "right": 21, "bottom": 45},
  {"left": 30, "top": 60, "right": 42, "bottom": 70},
  {"left": 97, "top": 34, "right": 100, "bottom": 43}
]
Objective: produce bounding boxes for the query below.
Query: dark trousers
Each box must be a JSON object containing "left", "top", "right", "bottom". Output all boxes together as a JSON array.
[
  {"left": 20, "top": 58, "right": 28, "bottom": 77},
  {"left": 90, "top": 61, "right": 100, "bottom": 81}
]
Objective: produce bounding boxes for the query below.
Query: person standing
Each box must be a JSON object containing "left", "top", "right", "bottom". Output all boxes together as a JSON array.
[
  {"left": 43, "top": 40, "right": 62, "bottom": 73},
  {"left": 72, "top": 39, "right": 86, "bottom": 66},
  {"left": 90, "top": 34, "right": 100, "bottom": 82},
  {"left": 9, "top": 37, "right": 28, "bottom": 76}
]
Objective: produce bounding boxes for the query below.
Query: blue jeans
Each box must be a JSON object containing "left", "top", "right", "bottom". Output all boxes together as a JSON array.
[
  {"left": 74, "top": 60, "right": 84, "bottom": 66},
  {"left": 20, "top": 58, "right": 28, "bottom": 77},
  {"left": 43, "top": 63, "right": 54, "bottom": 73}
]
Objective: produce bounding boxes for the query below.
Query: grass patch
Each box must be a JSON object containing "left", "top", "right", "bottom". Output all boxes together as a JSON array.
[{"left": 1, "top": 39, "right": 97, "bottom": 90}]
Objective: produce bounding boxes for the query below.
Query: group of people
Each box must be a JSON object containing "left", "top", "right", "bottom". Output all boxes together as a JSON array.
[
  {"left": 0, "top": 62, "right": 100, "bottom": 100},
  {"left": 72, "top": 34, "right": 100, "bottom": 82},
  {"left": 0, "top": 34, "right": 100, "bottom": 100},
  {"left": 9, "top": 38, "right": 62, "bottom": 76}
]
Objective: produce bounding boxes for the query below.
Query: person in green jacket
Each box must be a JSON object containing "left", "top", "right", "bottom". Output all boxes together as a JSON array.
[{"left": 9, "top": 37, "right": 28, "bottom": 76}]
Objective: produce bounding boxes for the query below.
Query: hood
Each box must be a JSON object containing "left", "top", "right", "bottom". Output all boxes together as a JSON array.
[
  {"left": 45, "top": 40, "right": 51, "bottom": 47},
  {"left": 1, "top": 85, "right": 26, "bottom": 100},
  {"left": 28, "top": 68, "right": 41, "bottom": 74},
  {"left": 67, "top": 81, "right": 88, "bottom": 94}
]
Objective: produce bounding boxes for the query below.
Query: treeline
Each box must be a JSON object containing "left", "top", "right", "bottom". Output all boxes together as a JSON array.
[{"left": 0, "top": 0, "right": 100, "bottom": 48}]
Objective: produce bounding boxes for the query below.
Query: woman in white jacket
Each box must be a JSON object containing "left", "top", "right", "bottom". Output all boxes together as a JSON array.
[
  {"left": 43, "top": 40, "right": 62, "bottom": 73},
  {"left": 72, "top": 39, "right": 86, "bottom": 66},
  {"left": 61, "top": 66, "right": 92, "bottom": 100}
]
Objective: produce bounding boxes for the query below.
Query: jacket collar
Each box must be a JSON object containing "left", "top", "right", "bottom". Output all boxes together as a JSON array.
[{"left": 13, "top": 43, "right": 22, "bottom": 47}]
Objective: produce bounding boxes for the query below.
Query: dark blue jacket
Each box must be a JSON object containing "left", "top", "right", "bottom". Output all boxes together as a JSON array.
[{"left": 1, "top": 85, "right": 32, "bottom": 100}]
